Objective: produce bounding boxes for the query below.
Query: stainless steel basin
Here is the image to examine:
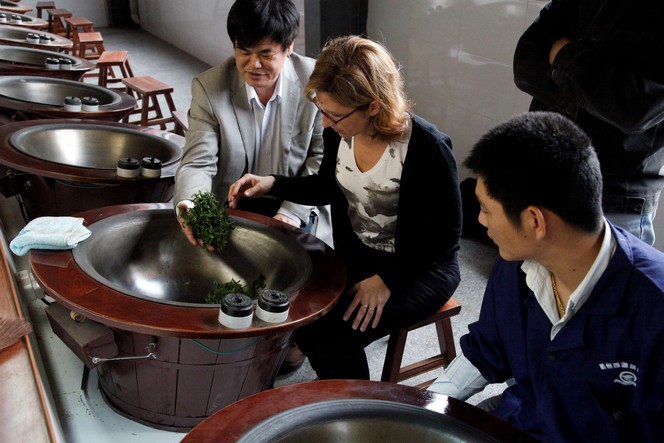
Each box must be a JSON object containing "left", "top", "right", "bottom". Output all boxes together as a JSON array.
[
  {"left": 10, "top": 122, "right": 181, "bottom": 169},
  {"left": 237, "top": 399, "right": 501, "bottom": 443},
  {"left": 72, "top": 209, "right": 313, "bottom": 306},
  {"left": 0, "top": 24, "right": 41, "bottom": 40},
  {"left": 0, "top": 2, "right": 31, "bottom": 13},
  {"left": 0, "top": 75, "right": 122, "bottom": 106},
  {"left": 0, "top": 12, "right": 45, "bottom": 27},
  {"left": 0, "top": 46, "right": 86, "bottom": 67}
]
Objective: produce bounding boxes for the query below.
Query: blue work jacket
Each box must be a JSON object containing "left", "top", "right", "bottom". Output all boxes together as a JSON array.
[{"left": 462, "top": 223, "right": 664, "bottom": 442}]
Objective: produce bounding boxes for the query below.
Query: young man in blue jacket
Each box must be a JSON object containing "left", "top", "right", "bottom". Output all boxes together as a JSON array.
[{"left": 429, "top": 112, "right": 664, "bottom": 442}]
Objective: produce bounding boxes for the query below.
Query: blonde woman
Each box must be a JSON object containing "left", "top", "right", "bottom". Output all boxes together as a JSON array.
[{"left": 229, "top": 36, "right": 461, "bottom": 380}]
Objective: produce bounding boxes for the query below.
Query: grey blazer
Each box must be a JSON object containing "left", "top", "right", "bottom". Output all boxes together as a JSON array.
[{"left": 174, "top": 53, "right": 332, "bottom": 246}]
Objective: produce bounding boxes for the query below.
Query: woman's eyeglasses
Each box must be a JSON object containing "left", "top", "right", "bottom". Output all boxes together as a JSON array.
[{"left": 314, "top": 101, "right": 360, "bottom": 125}]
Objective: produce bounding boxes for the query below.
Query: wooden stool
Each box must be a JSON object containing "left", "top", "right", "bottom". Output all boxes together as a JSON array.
[
  {"left": 65, "top": 17, "right": 94, "bottom": 55},
  {"left": 122, "top": 75, "right": 178, "bottom": 131},
  {"left": 36, "top": 1, "right": 56, "bottom": 19},
  {"left": 173, "top": 109, "right": 188, "bottom": 136},
  {"left": 381, "top": 296, "right": 461, "bottom": 388},
  {"left": 46, "top": 8, "right": 72, "bottom": 35},
  {"left": 77, "top": 31, "right": 105, "bottom": 60},
  {"left": 97, "top": 50, "right": 134, "bottom": 88}
]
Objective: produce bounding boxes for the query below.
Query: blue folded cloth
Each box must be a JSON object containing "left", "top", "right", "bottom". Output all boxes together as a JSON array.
[{"left": 10, "top": 216, "right": 92, "bottom": 256}]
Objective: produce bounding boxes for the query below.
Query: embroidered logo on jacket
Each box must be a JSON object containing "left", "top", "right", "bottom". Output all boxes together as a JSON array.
[{"left": 599, "top": 362, "right": 639, "bottom": 387}]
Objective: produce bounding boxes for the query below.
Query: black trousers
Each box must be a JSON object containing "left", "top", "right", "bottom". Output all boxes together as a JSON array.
[{"left": 295, "top": 258, "right": 448, "bottom": 380}]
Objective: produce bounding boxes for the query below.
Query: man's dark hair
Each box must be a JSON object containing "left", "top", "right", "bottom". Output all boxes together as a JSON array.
[
  {"left": 227, "top": 0, "right": 299, "bottom": 50},
  {"left": 464, "top": 111, "right": 603, "bottom": 233}
]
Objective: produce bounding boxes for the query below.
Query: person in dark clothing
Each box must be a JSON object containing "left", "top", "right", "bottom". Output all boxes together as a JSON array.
[
  {"left": 513, "top": 0, "right": 664, "bottom": 245},
  {"left": 228, "top": 36, "right": 462, "bottom": 379}
]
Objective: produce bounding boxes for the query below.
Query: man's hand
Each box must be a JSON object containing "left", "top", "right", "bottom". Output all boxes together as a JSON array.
[
  {"left": 176, "top": 200, "right": 214, "bottom": 251},
  {"left": 549, "top": 36, "right": 573, "bottom": 64}
]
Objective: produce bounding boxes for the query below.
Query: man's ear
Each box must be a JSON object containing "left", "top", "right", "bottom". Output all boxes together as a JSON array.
[
  {"left": 285, "top": 41, "right": 294, "bottom": 57},
  {"left": 524, "top": 206, "right": 547, "bottom": 240}
]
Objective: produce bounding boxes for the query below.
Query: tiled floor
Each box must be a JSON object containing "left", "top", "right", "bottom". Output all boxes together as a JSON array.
[{"left": 1, "top": 25, "right": 504, "bottom": 442}]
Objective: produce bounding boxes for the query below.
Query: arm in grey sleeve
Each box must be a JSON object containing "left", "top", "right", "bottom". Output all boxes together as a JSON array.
[{"left": 427, "top": 352, "right": 489, "bottom": 401}]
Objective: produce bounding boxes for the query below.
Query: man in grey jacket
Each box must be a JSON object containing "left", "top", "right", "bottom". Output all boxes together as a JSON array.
[{"left": 174, "top": 0, "right": 332, "bottom": 247}]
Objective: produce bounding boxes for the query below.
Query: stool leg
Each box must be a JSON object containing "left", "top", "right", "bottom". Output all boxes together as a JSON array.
[
  {"left": 141, "top": 93, "right": 151, "bottom": 127},
  {"left": 98, "top": 65, "right": 108, "bottom": 87},
  {"left": 435, "top": 318, "right": 456, "bottom": 363},
  {"left": 381, "top": 330, "right": 408, "bottom": 383}
]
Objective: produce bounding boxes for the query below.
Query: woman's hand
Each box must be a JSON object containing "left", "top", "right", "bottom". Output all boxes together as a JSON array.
[
  {"left": 343, "top": 275, "right": 391, "bottom": 332},
  {"left": 227, "top": 174, "right": 276, "bottom": 208}
]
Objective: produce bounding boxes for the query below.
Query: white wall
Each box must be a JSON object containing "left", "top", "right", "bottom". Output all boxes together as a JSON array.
[
  {"left": 367, "top": 0, "right": 546, "bottom": 181},
  {"left": 69, "top": 0, "right": 664, "bottom": 251},
  {"left": 365, "top": 0, "right": 664, "bottom": 251},
  {"left": 134, "top": 0, "right": 305, "bottom": 67},
  {"left": 20, "top": 0, "right": 109, "bottom": 27}
]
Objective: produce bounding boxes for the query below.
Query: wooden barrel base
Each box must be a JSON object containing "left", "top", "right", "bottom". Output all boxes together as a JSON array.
[{"left": 96, "top": 329, "right": 292, "bottom": 431}]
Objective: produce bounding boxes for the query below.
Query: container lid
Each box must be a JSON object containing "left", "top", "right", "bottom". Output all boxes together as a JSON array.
[
  {"left": 58, "top": 58, "right": 73, "bottom": 65},
  {"left": 258, "top": 289, "right": 290, "bottom": 313},
  {"left": 141, "top": 157, "right": 162, "bottom": 170},
  {"left": 221, "top": 293, "right": 253, "bottom": 317},
  {"left": 64, "top": 96, "right": 81, "bottom": 105},
  {"left": 81, "top": 96, "right": 98, "bottom": 105},
  {"left": 117, "top": 157, "right": 140, "bottom": 169}
]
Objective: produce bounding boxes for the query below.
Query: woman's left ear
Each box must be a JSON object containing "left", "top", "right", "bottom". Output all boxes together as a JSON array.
[{"left": 369, "top": 100, "right": 380, "bottom": 116}]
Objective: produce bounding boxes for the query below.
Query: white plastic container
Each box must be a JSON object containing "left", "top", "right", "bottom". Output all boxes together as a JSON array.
[
  {"left": 39, "top": 34, "right": 54, "bottom": 45},
  {"left": 255, "top": 289, "right": 290, "bottom": 323},
  {"left": 44, "top": 56, "right": 59, "bottom": 69},
  {"left": 218, "top": 293, "right": 254, "bottom": 329},
  {"left": 58, "top": 58, "right": 73, "bottom": 71},
  {"left": 63, "top": 96, "right": 81, "bottom": 112},
  {"left": 140, "top": 157, "right": 162, "bottom": 178},
  {"left": 116, "top": 157, "right": 140, "bottom": 178},
  {"left": 81, "top": 96, "right": 99, "bottom": 111}
]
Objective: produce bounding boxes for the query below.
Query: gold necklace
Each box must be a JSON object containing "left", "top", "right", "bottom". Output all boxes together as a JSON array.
[{"left": 550, "top": 272, "right": 565, "bottom": 317}]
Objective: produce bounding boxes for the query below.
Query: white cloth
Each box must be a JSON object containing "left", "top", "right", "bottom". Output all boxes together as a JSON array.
[{"left": 10, "top": 216, "right": 91, "bottom": 256}]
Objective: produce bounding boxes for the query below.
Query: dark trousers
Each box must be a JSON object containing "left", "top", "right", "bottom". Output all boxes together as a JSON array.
[{"left": 294, "top": 266, "right": 447, "bottom": 380}]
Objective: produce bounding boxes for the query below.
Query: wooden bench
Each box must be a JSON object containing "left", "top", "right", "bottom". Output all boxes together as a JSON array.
[
  {"left": 173, "top": 108, "right": 188, "bottom": 135},
  {"left": 381, "top": 296, "right": 461, "bottom": 388},
  {"left": 97, "top": 50, "right": 134, "bottom": 88},
  {"left": 77, "top": 31, "right": 105, "bottom": 61},
  {"left": 64, "top": 17, "right": 94, "bottom": 56},
  {"left": 46, "top": 8, "right": 71, "bottom": 35},
  {"left": 122, "top": 75, "right": 178, "bottom": 131}
]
